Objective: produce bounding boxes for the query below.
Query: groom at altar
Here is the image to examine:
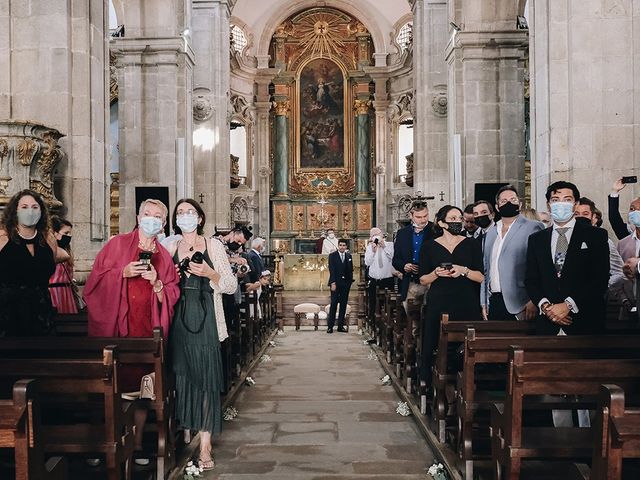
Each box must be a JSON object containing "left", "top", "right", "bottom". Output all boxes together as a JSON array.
[{"left": 327, "top": 239, "right": 354, "bottom": 333}]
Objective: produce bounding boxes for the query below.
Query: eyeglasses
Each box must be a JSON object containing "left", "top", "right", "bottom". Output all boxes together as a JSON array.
[
  {"left": 497, "top": 198, "right": 519, "bottom": 206},
  {"left": 177, "top": 209, "right": 198, "bottom": 216}
]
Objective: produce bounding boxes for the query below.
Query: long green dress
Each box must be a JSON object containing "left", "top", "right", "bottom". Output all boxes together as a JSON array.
[{"left": 171, "top": 248, "right": 224, "bottom": 434}]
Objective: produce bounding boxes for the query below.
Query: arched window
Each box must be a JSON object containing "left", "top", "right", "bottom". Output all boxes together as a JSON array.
[
  {"left": 230, "top": 121, "right": 248, "bottom": 185},
  {"left": 230, "top": 25, "right": 248, "bottom": 54},
  {"left": 395, "top": 22, "right": 413, "bottom": 52},
  {"left": 397, "top": 119, "right": 413, "bottom": 182}
]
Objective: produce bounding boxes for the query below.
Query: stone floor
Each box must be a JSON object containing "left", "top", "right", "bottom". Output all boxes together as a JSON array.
[{"left": 202, "top": 327, "right": 436, "bottom": 479}]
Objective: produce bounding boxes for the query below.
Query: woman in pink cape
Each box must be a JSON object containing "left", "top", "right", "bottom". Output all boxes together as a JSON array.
[{"left": 84, "top": 198, "right": 180, "bottom": 464}]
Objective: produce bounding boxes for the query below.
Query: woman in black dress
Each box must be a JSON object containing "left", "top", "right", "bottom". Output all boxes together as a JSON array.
[
  {"left": 0, "top": 189, "right": 69, "bottom": 336},
  {"left": 418, "top": 205, "right": 484, "bottom": 387}
]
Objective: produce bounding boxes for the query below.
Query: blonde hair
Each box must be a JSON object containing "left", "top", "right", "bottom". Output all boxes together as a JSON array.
[
  {"left": 138, "top": 199, "right": 168, "bottom": 219},
  {"left": 520, "top": 207, "right": 538, "bottom": 221}
]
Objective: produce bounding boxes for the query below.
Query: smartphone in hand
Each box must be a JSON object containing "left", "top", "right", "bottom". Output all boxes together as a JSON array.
[
  {"left": 139, "top": 251, "right": 152, "bottom": 271},
  {"left": 439, "top": 262, "right": 453, "bottom": 270},
  {"left": 622, "top": 176, "right": 638, "bottom": 184}
]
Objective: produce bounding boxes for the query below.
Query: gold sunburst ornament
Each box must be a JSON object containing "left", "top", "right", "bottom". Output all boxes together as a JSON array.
[{"left": 296, "top": 13, "right": 347, "bottom": 59}]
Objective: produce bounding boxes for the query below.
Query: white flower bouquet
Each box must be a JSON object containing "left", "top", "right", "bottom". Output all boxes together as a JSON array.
[{"left": 427, "top": 462, "right": 448, "bottom": 480}]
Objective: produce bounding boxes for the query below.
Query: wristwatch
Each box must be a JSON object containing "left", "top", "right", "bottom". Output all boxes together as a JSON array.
[
  {"left": 564, "top": 299, "right": 575, "bottom": 313},
  {"left": 153, "top": 280, "right": 164, "bottom": 293},
  {"left": 461, "top": 267, "right": 469, "bottom": 277}
]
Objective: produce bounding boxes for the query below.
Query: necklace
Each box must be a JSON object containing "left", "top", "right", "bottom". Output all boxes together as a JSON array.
[
  {"left": 18, "top": 229, "right": 38, "bottom": 240},
  {"left": 138, "top": 239, "right": 156, "bottom": 252},
  {"left": 183, "top": 236, "right": 199, "bottom": 252}
]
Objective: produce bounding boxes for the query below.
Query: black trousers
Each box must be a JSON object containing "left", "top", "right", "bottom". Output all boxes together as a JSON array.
[
  {"left": 367, "top": 277, "right": 395, "bottom": 319},
  {"left": 488, "top": 293, "right": 518, "bottom": 321},
  {"left": 328, "top": 284, "right": 351, "bottom": 329}
]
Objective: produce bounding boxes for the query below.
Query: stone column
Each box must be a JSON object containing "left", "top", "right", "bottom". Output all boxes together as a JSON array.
[
  {"left": 373, "top": 99, "right": 390, "bottom": 228},
  {"left": 530, "top": 0, "right": 640, "bottom": 215},
  {"left": 446, "top": 29, "right": 528, "bottom": 204},
  {"left": 0, "top": 0, "right": 109, "bottom": 276},
  {"left": 272, "top": 99, "right": 290, "bottom": 197},
  {"left": 412, "top": 0, "right": 449, "bottom": 203},
  {"left": 192, "top": 0, "right": 231, "bottom": 230},
  {"left": 354, "top": 99, "right": 372, "bottom": 196},
  {"left": 254, "top": 75, "right": 273, "bottom": 240}
]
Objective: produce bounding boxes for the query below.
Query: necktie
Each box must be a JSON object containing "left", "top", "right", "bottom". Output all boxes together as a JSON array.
[
  {"left": 554, "top": 227, "right": 569, "bottom": 274},
  {"left": 377, "top": 247, "right": 384, "bottom": 269},
  {"left": 340, "top": 253, "right": 344, "bottom": 263}
]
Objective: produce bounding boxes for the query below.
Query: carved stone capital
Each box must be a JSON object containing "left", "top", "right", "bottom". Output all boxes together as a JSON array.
[
  {"left": 353, "top": 99, "right": 372, "bottom": 116},
  {"left": 273, "top": 100, "right": 291, "bottom": 116},
  {"left": 193, "top": 95, "right": 214, "bottom": 122}
]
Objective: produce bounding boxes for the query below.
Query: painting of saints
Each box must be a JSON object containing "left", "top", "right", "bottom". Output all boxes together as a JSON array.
[{"left": 299, "top": 58, "right": 344, "bottom": 169}]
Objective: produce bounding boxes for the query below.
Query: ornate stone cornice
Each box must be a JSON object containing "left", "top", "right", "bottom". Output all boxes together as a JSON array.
[{"left": 445, "top": 30, "right": 529, "bottom": 63}]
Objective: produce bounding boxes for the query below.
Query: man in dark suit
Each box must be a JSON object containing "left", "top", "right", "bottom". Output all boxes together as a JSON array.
[
  {"left": 327, "top": 239, "right": 354, "bottom": 333},
  {"left": 392, "top": 201, "right": 434, "bottom": 304},
  {"left": 525, "top": 181, "right": 610, "bottom": 336}
]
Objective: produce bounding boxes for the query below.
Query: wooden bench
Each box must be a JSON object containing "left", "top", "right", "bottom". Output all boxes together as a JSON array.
[
  {"left": 458, "top": 332, "right": 640, "bottom": 480},
  {"left": 0, "top": 346, "right": 133, "bottom": 480},
  {"left": 0, "top": 379, "right": 67, "bottom": 480},
  {"left": 428, "top": 315, "right": 537, "bottom": 441},
  {"left": 588, "top": 384, "right": 640, "bottom": 480},
  {"left": 0, "top": 329, "right": 173, "bottom": 478},
  {"left": 490, "top": 349, "right": 640, "bottom": 480}
]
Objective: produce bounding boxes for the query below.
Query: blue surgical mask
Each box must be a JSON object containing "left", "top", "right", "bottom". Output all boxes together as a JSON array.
[
  {"left": 176, "top": 214, "right": 199, "bottom": 233},
  {"left": 550, "top": 202, "right": 575, "bottom": 223},
  {"left": 139, "top": 216, "right": 163, "bottom": 237},
  {"left": 629, "top": 210, "right": 640, "bottom": 227},
  {"left": 17, "top": 208, "right": 41, "bottom": 227}
]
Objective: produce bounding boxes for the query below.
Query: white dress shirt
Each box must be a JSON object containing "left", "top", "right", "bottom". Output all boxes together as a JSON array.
[
  {"left": 364, "top": 242, "right": 395, "bottom": 279},
  {"left": 489, "top": 220, "right": 514, "bottom": 293}
]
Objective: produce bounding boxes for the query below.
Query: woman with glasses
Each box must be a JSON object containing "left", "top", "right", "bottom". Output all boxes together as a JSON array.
[
  {"left": 164, "top": 198, "right": 237, "bottom": 472},
  {"left": 418, "top": 205, "right": 484, "bottom": 389}
]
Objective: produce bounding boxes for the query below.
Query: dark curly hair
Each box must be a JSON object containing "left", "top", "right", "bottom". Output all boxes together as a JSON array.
[
  {"left": 1, "top": 189, "right": 50, "bottom": 246},
  {"left": 432, "top": 205, "right": 464, "bottom": 237},
  {"left": 171, "top": 198, "right": 206, "bottom": 236}
]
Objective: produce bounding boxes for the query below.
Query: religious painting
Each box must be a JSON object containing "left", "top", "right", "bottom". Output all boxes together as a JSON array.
[
  {"left": 356, "top": 201, "right": 372, "bottom": 231},
  {"left": 299, "top": 58, "right": 345, "bottom": 170},
  {"left": 272, "top": 203, "right": 289, "bottom": 231}
]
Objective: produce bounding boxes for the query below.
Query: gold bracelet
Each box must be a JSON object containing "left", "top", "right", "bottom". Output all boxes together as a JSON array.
[{"left": 153, "top": 280, "right": 164, "bottom": 293}]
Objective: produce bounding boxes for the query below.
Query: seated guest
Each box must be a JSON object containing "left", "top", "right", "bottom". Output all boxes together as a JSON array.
[
  {"left": 481, "top": 185, "right": 543, "bottom": 321},
  {"left": 608, "top": 177, "right": 636, "bottom": 240},
  {"left": 48, "top": 216, "right": 79, "bottom": 314},
  {"left": 83, "top": 198, "right": 180, "bottom": 462},
  {"left": 0, "top": 189, "right": 69, "bottom": 336},
  {"left": 463, "top": 204, "right": 478, "bottom": 238},
  {"left": 164, "top": 199, "right": 236, "bottom": 471},
  {"left": 419, "top": 205, "right": 484, "bottom": 387}
]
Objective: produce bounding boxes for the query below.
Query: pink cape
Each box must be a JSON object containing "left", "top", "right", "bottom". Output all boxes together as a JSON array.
[{"left": 84, "top": 229, "right": 180, "bottom": 338}]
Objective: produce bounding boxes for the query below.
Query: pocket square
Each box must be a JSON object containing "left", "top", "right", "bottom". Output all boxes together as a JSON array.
[{"left": 580, "top": 242, "right": 588, "bottom": 249}]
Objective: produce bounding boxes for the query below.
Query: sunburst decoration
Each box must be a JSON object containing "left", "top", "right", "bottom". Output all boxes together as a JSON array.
[{"left": 294, "top": 12, "right": 348, "bottom": 59}]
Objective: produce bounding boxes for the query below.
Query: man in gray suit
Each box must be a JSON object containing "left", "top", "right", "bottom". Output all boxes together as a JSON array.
[{"left": 481, "top": 185, "right": 544, "bottom": 320}]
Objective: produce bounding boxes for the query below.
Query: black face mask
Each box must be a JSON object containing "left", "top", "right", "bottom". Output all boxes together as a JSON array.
[
  {"left": 498, "top": 202, "right": 520, "bottom": 218},
  {"left": 475, "top": 215, "right": 492, "bottom": 229},
  {"left": 575, "top": 216, "right": 592, "bottom": 227},
  {"left": 227, "top": 241, "right": 242, "bottom": 252},
  {"left": 57, "top": 234, "right": 72, "bottom": 249},
  {"left": 445, "top": 221, "right": 463, "bottom": 236}
]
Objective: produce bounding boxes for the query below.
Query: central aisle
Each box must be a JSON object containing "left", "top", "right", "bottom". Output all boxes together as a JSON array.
[{"left": 206, "top": 329, "right": 436, "bottom": 479}]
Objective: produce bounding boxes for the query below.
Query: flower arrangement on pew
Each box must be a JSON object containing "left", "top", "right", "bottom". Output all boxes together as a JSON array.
[
  {"left": 183, "top": 461, "right": 203, "bottom": 479},
  {"left": 427, "top": 462, "right": 448, "bottom": 480}
]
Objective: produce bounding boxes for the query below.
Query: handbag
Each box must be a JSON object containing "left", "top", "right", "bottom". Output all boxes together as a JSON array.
[{"left": 62, "top": 264, "right": 87, "bottom": 311}]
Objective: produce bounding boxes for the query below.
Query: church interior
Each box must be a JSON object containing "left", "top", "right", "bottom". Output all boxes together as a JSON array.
[{"left": 1, "top": 0, "right": 640, "bottom": 479}]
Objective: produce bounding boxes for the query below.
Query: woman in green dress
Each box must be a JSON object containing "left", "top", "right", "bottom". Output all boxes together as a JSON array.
[{"left": 165, "top": 199, "right": 237, "bottom": 471}]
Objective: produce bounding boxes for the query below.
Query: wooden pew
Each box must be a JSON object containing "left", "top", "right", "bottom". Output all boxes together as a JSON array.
[
  {"left": 458, "top": 332, "right": 640, "bottom": 480},
  {"left": 53, "top": 312, "right": 88, "bottom": 336},
  {"left": 0, "top": 329, "right": 174, "bottom": 478},
  {"left": 0, "top": 346, "right": 133, "bottom": 480},
  {"left": 589, "top": 384, "right": 640, "bottom": 480},
  {"left": 428, "top": 315, "right": 537, "bottom": 441},
  {"left": 0, "top": 379, "right": 67, "bottom": 480},
  {"left": 490, "top": 349, "right": 640, "bottom": 480}
]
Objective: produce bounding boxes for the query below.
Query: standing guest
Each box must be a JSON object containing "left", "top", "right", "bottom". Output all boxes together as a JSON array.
[
  {"left": 48, "top": 217, "right": 78, "bottom": 314},
  {"left": 164, "top": 199, "right": 236, "bottom": 471},
  {"left": 471, "top": 200, "right": 496, "bottom": 250},
  {"left": 463, "top": 204, "right": 478, "bottom": 238},
  {"left": 525, "top": 182, "right": 609, "bottom": 335},
  {"left": 0, "top": 189, "right": 70, "bottom": 336},
  {"left": 419, "top": 205, "right": 484, "bottom": 387},
  {"left": 537, "top": 211, "right": 552, "bottom": 228},
  {"left": 622, "top": 257, "right": 640, "bottom": 321},
  {"left": 83, "top": 199, "right": 180, "bottom": 461},
  {"left": 593, "top": 208, "right": 604, "bottom": 227},
  {"left": 245, "top": 237, "right": 266, "bottom": 293},
  {"left": 392, "top": 201, "right": 434, "bottom": 307},
  {"left": 481, "top": 186, "right": 543, "bottom": 321},
  {"left": 608, "top": 178, "right": 637, "bottom": 240},
  {"left": 364, "top": 227, "right": 395, "bottom": 321},
  {"left": 520, "top": 207, "right": 539, "bottom": 222},
  {"left": 327, "top": 239, "right": 353, "bottom": 333},
  {"left": 574, "top": 197, "right": 625, "bottom": 289},
  {"left": 322, "top": 228, "right": 339, "bottom": 254}
]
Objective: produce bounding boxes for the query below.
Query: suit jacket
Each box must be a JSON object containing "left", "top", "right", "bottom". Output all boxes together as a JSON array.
[
  {"left": 608, "top": 195, "right": 632, "bottom": 241},
  {"left": 328, "top": 251, "right": 354, "bottom": 287},
  {"left": 481, "top": 216, "right": 544, "bottom": 314},
  {"left": 525, "top": 221, "right": 609, "bottom": 335},
  {"left": 617, "top": 233, "right": 638, "bottom": 262},
  {"left": 246, "top": 249, "right": 265, "bottom": 283},
  {"left": 392, "top": 222, "right": 434, "bottom": 300}
]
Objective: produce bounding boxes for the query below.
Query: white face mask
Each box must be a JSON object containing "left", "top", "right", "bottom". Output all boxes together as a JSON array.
[
  {"left": 139, "top": 216, "right": 163, "bottom": 237},
  {"left": 176, "top": 213, "right": 199, "bottom": 233}
]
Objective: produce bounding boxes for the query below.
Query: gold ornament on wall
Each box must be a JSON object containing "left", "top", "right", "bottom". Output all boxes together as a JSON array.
[{"left": 273, "top": 100, "right": 291, "bottom": 117}]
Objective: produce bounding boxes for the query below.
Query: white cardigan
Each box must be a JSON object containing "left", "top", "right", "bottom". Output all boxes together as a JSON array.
[{"left": 164, "top": 236, "right": 237, "bottom": 342}]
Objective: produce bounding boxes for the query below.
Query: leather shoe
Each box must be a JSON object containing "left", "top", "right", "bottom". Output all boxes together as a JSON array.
[
  {"left": 326, "top": 327, "right": 333, "bottom": 333},
  {"left": 337, "top": 327, "right": 347, "bottom": 333}
]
